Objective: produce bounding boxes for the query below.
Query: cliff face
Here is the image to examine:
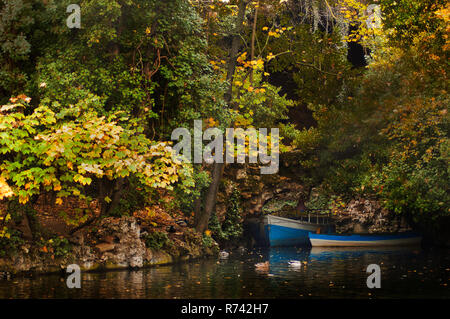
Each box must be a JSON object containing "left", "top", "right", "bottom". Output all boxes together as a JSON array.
[
  {"left": 216, "top": 165, "right": 304, "bottom": 219},
  {"left": 217, "top": 165, "right": 418, "bottom": 237},
  {"left": 333, "top": 199, "right": 413, "bottom": 234}
]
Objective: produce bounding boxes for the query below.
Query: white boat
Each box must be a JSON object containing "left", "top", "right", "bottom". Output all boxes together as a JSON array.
[{"left": 308, "top": 233, "right": 422, "bottom": 247}]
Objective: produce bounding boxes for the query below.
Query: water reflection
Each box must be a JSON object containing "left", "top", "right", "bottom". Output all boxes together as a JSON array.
[{"left": 0, "top": 247, "right": 448, "bottom": 299}]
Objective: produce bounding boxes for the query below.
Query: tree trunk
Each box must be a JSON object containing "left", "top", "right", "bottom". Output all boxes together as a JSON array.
[
  {"left": 296, "top": 186, "right": 313, "bottom": 212},
  {"left": 195, "top": 0, "right": 248, "bottom": 233},
  {"left": 106, "top": 177, "right": 126, "bottom": 216},
  {"left": 196, "top": 162, "right": 225, "bottom": 232},
  {"left": 250, "top": 3, "right": 258, "bottom": 83}
]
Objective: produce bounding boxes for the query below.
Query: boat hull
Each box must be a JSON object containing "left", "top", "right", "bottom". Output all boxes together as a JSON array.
[
  {"left": 309, "top": 233, "right": 422, "bottom": 247},
  {"left": 264, "top": 215, "right": 331, "bottom": 247}
]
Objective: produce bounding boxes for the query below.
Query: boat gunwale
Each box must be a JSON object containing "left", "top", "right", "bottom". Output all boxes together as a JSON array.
[
  {"left": 309, "top": 232, "right": 421, "bottom": 242},
  {"left": 264, "top": 214, "right": 333, "bottom": 227}
]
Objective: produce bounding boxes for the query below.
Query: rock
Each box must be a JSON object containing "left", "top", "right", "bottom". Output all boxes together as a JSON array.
[
  {"left": 334, "top": 198, "right": 413, "bottom": 234},
  {"left": 129, "top": 256, "right": 143, "bottom": 268},
  {"left": 101, "top": 235, "right": 115, "bottom": 244},
  {"left": 176, "top": 220, "right": 188, "bottom": 227},
  {"left": 95, "top": 243, "right": 115, "bottom": 253},
  {"left": 166, "top": 225, "right": 176, "bottom": 233},
  {"left": 94, "top": 217, "right": 147, "bottom": 268},
  {"left": 236, "top": 169, "right": 247, "bottom": 180},
  {"left": 0, "top": 272, "right": 11, "bottom": 280},
  {"left": 20, "top": 245, "right": 30, "bottom": 254},
  {"left": 69, "top": 232, "right": 84, "bottom": 246}
]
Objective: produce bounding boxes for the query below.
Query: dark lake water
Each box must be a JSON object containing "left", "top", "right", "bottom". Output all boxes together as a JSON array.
[{"left": 1, "top": 246, "right": 449, "bottom": 299}]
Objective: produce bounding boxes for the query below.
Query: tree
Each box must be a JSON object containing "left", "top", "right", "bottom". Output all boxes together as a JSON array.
[{"left": 0, "top": 95, "right": 193, "bottom": 231}]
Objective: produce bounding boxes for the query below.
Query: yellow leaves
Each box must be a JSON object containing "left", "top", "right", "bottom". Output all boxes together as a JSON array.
[
  {"left": 252, "top": 59, "right": 264, "bottom": 70},
  {"left": 429, "top": 54, "right": 440, "bottom": 61},
  {"left": 55, "top": 198, "right": 63, "bottom": 205},
  {"left": 0, "top": 214, "right": 11, "bottom": 227},
  {"left": 209, "top": 60, "right": 221, "bottom": 70},
  {"left": 204, "top": 117, "right": 218, "bottom": 128},
  {"left": 237, "top": 52, "right": 247, "bottom": 64},
  {"left": 435, "top": 6, "right": 450, "bottom": 22},
  {"left": 204, "top": 230, "right": 212, "bottom": 237},
  {"left": 0, "top": 177, "right": 14, "bottom": 200},
  {"left": 262, "top": 26, "right": 269, "bottom": 31},
  {"left": 1, "top": 100, "right": 192, "bottom": 208},
  {"left": 145, "top": 27, "right": 151, "bottom": 34},
  {"left": 18, "top": 195, "right": 29, "bottom": 204},
  {"left": 267, "top": 53, "right": 275, "bottom": 61},
  {"left": 79, "top": 163, "right": 103, "bottom": 176},
  {"left": 73, "top": 174, "right": 92, "bottom": 186},
  {"left": 0, "top": 103, "right": 18, "bottom": 113},
  {"left": 0, "top": 225, "right": 11, "bottom": 239}
]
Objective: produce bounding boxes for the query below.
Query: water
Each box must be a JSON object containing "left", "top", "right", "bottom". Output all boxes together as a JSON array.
[{"left": 0, "top": 246, "right": 449, "bottom": 299}]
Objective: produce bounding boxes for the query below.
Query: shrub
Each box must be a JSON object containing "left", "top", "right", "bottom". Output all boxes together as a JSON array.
[
  {"left": 143, "top": 231, "right": 171, "bottom": 251},
  {"left": 0, "top": 95, "right": 194, "bottom": 225}
]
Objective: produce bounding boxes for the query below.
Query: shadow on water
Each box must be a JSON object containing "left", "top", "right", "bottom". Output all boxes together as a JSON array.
[{"left": 0, "top": 246, "right": 449, "bottom": 299}]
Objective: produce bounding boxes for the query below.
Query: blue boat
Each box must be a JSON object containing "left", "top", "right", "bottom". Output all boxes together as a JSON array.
[
  {"left": 309, "top": 232, "right": 422, "bottom": 247},
  {"left": 264, "top": 214, "right": 333, "bottom": 247}
]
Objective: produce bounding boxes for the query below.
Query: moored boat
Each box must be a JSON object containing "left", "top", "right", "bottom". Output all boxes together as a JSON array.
[
  {"left": 264, "top": 214, "right": 333, "bottom": 247},
  {"left": 308, "top": 232, "right": 422, "bottom": 247}
]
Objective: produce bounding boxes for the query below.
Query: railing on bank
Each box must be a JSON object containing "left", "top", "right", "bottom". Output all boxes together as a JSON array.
[{"left": 297, "top": 209, "right": 332, "bottom": 225}]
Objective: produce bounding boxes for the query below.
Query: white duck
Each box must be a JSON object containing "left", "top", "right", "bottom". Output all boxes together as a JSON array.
[
  {"left": 219, "top": 251, "right": 230, "bottom": 259},
  {"left": 288, "top": 260, "right": 303, "bottom": 269}
]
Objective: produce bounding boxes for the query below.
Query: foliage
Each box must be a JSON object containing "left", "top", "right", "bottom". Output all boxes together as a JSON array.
[
  {"left": 207, "top": 188, "right": 243, "bottom": 243},
  {"left": 298, "top": 0, "right": 449, "bottom": 225},
  {"left": 0, "top": 95, "right": 193, "bottom": 223},
  {"left": 0, "top": 228, "right": 24, "bottom": 257},
  {"left": 142, "top": 231, "right": 171, "bottom": 251},
  {"left": 38, "top": 236, "right": 72, "bottom": 258},
  {"left": 202, "top": 233, "right": 215, "bottom": 248},
  {"left": 221, "top": 188, "right": 243, "bottom": 241},
  {"left": 0, "top": 176, "right": 14, "bottom": 200},
  {"left": 262, "top": 199, "right": 297, "bottom": 214},
  {"left": 0, "top": 0, "right": 448, "bottom": 251}
]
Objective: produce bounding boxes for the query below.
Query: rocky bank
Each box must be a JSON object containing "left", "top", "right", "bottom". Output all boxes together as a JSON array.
[
  {"left": 333, "top": 198, "right": 413, "bottom": 234},
  {"left": 0, "top": 217, "right": 219, "bottom": 275}
]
